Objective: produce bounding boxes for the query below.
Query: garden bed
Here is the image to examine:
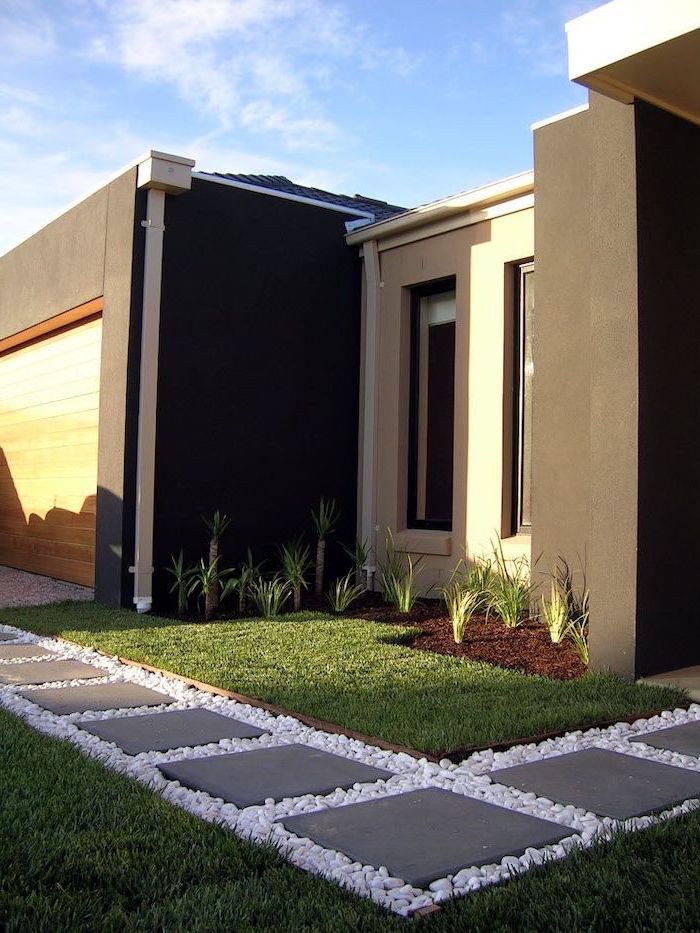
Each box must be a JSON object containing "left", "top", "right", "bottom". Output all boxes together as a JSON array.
[
  {"left": 312, "top": 594, "right": 585, "bottom": 681},
  {"left": 169, "top": 595, "right": 584, "bottom": 682}
]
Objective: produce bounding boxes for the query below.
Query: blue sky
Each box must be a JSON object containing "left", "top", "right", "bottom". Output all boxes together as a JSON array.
[{"left": 0, "top": 0, "right": 601, "bottom": 253}]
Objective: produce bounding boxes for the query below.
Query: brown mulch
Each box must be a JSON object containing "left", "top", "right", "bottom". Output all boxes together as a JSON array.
[
  {"left": 308, "top": 593, "right": 586, "bottom": 680},
  {"left": 408, "top": 615, "right": 585, "bottom": 680}
]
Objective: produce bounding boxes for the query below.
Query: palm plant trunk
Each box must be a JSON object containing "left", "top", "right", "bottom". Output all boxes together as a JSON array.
[
  {"left": 206, "top": 538, "right": 218, "bottom": 620},
  {"left": 315, "top": 538, "right": 325, "bottom": 596},
  {"left": 294, "top": 584, "right": 301, "bottom": 611}
]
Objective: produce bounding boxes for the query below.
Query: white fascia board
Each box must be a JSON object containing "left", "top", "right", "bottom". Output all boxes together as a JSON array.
[
  {"left": 346, "top": 171, "right": 534, "bottom": 246},
  {"left": 566, "top": 0, "right": 700, "bottom": 83},
  {"left": 375, "top": 193, "right": 534, "bottom": 254},
  {"left": 1, "top": 150, "right": 195, "bottom": 259},
  {"left": 530, "top": 103, "right": 590, "bottom": 132},
  {"left": 192, "top": 172, "right": 376, "bottom": 219}
]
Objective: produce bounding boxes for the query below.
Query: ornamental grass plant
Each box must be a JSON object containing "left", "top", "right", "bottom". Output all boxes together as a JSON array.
[
  {"left": 327, "top": 572, "right": 366, "bottom": 613},
  {"left": 487, "top": 538, "right": 537, "bottom": 628},
  {"left": 380, "top": 530, "right": 422, "bottom": 613}
]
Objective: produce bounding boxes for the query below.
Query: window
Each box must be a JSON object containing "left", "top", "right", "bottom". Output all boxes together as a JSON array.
[
  {"left": 407, "top": 279, "right": 456, "bottom": 530},
  {"left": 514, "top": 262, "right": 534, "bottom": 532}
]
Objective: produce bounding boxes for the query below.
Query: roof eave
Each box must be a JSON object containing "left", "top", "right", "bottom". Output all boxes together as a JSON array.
[{"left": 345, "top": 170, "right": 534, "bottom": 246}]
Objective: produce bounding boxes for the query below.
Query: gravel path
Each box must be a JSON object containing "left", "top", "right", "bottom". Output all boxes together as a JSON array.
[
  {"left": 0, "top": 566, "right": 93, "bottom": 608},
  {"left": 0, "top": 622, "right": 699, "bottom": 917}
]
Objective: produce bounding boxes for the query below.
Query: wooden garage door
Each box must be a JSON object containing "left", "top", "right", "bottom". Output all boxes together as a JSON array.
[{"left": 0, "top": 314, "right": 102, "bottom": 586}]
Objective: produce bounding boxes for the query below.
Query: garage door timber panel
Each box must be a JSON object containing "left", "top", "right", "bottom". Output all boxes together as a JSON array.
[{"left": 0, "top": 313, "right": 102, "bottom": 586}]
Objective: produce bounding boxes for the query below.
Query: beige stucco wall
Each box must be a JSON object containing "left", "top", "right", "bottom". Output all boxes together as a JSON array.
[{"left": 364, "top": 204, "right": 534, "bottom": 591}]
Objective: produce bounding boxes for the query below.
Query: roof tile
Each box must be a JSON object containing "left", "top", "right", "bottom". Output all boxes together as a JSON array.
[{"left": 203, "top": 172, "right": 406, "bottom": 221}]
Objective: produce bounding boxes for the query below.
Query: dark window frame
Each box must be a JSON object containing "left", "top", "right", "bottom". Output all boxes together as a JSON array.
[
  {"left": 512, "top": 260, "right": 534, "bottom": 535},
  {"left": 407, "top": 276, "right": 457, "bottom": 532}
]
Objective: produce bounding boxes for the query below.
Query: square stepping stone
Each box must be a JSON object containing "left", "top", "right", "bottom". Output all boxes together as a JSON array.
[
  {"left": 0, "top": 659, "right": 104, "bottom": 685},
  {"left": 0, "top": 632, "right": 18, "bottom": 642},
  {"left": 158, "top": 744, "right": 393, "bottom": 807},
  {"left": 630, "top": 721, "right": 700, "bottom": 758},
  {"left": 77, "top": 708, "right": 268, "bottom": 755},
  {"left": 19, "top": 682, "right": 176, "bottom": 715},
  {"left": 281, "top": 788, "right": 569, "bottom": 888},
  {"left": 0, "top": 644, "right": 56, "bottom": 660},
  {"left": 490, "top": 747, "right": 700, "bottom": 820}
]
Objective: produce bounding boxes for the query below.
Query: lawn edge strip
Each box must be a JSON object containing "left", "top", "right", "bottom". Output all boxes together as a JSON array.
[
  {"left": 441, "top": 707, "right": 695, "bottom": 763},
  {"left": 49, "top": 634, "right": 442, "bottom": 763},
  {"left": 49, "top": 634, "right": 690, "bottom": 761}
]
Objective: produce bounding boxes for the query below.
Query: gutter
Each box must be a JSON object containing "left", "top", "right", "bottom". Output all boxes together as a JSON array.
[
  {"left": 346, "top": 170, "right": 534, "bottom": 246},
  {"left": 131, "top": 152, "right": 194, "bottom": 612}
]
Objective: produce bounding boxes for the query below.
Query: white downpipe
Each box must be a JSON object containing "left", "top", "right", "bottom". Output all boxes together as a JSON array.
[
  {"left": 132, "top": 187, "right": 166, "bottom": 613},
  {"left": 360, "top": 240, "right": 381, "bottom": 590}
]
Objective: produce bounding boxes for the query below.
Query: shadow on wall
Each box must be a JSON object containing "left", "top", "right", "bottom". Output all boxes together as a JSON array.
[{"left": 0, "top": 447, "right": 97, "bottom": 588}]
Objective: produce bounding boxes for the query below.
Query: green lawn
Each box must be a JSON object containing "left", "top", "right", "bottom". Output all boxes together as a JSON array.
[
  {"left": 4, "top": 601, "right": 687, "bottom": 756},
  {"left": 3, "top": 705, "right": 700, "bottom": 931}
]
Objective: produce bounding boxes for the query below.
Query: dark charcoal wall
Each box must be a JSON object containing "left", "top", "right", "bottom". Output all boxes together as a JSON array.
[
  {"left": 152, "top": 179, "right": 361, "bottom": 607},
  {"left": 635, "top": 101, "right": 700, "bottom": 675}
]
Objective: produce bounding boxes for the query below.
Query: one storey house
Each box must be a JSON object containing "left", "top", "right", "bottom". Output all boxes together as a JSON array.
[{"left": 1, "top": 0, "right": 699, "bottom": 685}]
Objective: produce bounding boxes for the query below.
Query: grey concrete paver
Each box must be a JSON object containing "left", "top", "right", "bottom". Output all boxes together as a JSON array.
[
  {"left": 0, "top": 644, "right": 56, "bottom": 660},
  {"left": 78, "top": 708, "right": 268, "bottom": 754},
  {"left": 0, "top": 659, "right": 104, "bottom": 685},
  {"left": 19, "top": 682, "right": 176, "bottom": 714},
  {"left": 490, "top": 747, "right": 700, "bottom": 819},
  {"left": 0, "top": 632, "right": 18, "bottom": 642},
  {"left": 158, "top": 743, "right": 393, "bottom": 807},
  {"left": 630, "top": 720, "right": 700, "bottom": 757},
  {"left": 281, "top": 788, "right": 569, "bottom": 888}
]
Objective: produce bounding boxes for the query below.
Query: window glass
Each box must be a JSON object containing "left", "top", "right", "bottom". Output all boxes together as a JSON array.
[
  {"left": 408, "top": 283, "right": 456, "bottom": 529},
  {"left": 517, "top": 264, "right": 534, "bottom": 530}
]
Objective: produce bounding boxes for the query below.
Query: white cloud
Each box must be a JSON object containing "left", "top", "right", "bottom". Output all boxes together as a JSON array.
[
  {"left": 0, "top": 1, "right": 56, "bottom": 61},
  {"left": 92, "top": 0, "right": 413, "bottom": 151},
  {"left": 0, "top": 0, "right": 411, "bottom": 252}
]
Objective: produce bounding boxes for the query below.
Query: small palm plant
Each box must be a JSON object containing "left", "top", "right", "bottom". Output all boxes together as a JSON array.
[
  {"left": 279, "top": 536, "right": 313, "bottom": 611},
  {"left": 165, "top": 550, "right": 194, "bottom": 616},
  {"left": 202, "top": 511, "right": 232, "bottom": 620},
  {"left": 249, "top": 574, "right": 292, "bottom": 618},
  {"left": 327, "top": 571, "right": 366, "bottom": 613},
  {"left": 238, "top": 549, "right": 263, "bottom": 614},
  {"left": 187, "top": 556, "right": 234, "bottom": 622},
  {"left": 311, "top": 497, "right": 340, "bottom": 596},
  {"left": 380, "top": 530, "right": 422, "bottom": 613},
  {"left": 341, "top": 538, "right": 372, "bottom": 588}
]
